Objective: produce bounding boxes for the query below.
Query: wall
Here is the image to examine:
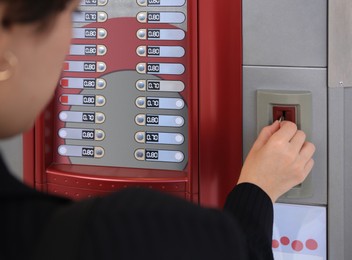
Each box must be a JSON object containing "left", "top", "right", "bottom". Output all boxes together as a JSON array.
[{"left": 0, "top": 135, "right": 23, "bottom": 180}]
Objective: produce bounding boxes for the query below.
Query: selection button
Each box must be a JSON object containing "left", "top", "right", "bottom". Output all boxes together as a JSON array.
[
  {"left": 135, "top": 132, "right": 185, "bottom": 145},
  {"left": 135, "top": 149, "right": 184, "bottom": 163},
  {"left": 80, "top": 0, "right": 108, "bottom": 5},
  {"left": 63, "top": 61, "right": 106, "bottom": 73},
  {"left": 72, "top": 11, "right": 108, "bottom": 23},
  {"left": 60, "top": 78, "right": 106, "bottom": 90},
  {"left": 137, "top": 29, "right": 185, "bottom": 40},
  {"left": 59, "top": 95, "right": 106, "bottom": 107},
  {"left": 137, "top": 0, "right": 186, "bottom": 7},
  {"left": 137, "top": 46, "right": 185, "bottom": 58},
  {"left": 59, "top": 111, "right": 105, "bottom": 124},
  {"left": 136, "top": 63, "right": 185, "bottom": 75},
  {"left": 58, "top": 128, "right": 105, "bottom": 141},
  {"left": 136, "top": 80, "right": 185, "bottom": 92},
  {"left": 136, "top": 12, "right": 185, "bottom": 24},
  {"left": 58, "top": 145, "right": 105, "bottom": 158},
  {"left": 135, "top": 114, "right": 185, "bottom": 127}
]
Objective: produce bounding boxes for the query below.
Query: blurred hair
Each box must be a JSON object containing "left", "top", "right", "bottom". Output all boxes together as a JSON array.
[{"left": 0, "top": 0, "right": 74, "bottom": 30}]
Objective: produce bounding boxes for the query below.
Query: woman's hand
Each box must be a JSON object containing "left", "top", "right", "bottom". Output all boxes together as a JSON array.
[{"left": 238, "top": 121, "right": 315, "bottom": 203}]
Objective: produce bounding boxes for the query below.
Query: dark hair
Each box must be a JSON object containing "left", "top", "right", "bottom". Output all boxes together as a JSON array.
[{"left": 1, "top": 0, "right": 74, "bottom": 29}]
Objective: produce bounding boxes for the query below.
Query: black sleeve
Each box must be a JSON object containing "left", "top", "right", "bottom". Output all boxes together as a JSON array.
[
  {"left": 224, "top": 183, "right": 274, "bottom": 259},
  {"left": 36, "top": 185, "right": 273, "bottom": 260}
]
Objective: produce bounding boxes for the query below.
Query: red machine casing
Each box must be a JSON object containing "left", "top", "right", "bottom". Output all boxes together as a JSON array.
[{"left": 23, "top": 0, "right": 242, "bottom": 208}]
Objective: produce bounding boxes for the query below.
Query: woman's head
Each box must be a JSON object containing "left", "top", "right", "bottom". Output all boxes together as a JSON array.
[{"left": 0, "top": 0, "right": 79, "bottom": 138}]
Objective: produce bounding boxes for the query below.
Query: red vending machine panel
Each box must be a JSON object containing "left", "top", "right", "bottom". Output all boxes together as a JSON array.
[{"left": 23, "top": 0, "right": 242, "bottom": 208}]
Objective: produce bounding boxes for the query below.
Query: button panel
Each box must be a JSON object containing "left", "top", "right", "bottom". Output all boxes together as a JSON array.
[{"left": 55, "top": 0, "right": 188, "bottom": 171}]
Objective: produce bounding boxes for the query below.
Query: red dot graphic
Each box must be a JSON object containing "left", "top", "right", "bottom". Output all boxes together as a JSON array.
[
  {"left": 272, "top": 239, "right": 280, "bottom": 248},
  {"left": 280, "top": 236, "right": 290, "bottom": 246},
  {"left": 306, "top": 239, "right": 318, "bottom": 250},
  {"left": 292, "top": 240, "right": 304, "bottom": 252}
]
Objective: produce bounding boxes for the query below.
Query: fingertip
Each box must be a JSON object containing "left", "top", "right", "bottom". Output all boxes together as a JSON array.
[
  {"left": 279, "top": 120, "right": 296, "bottom": 127},
  {"left": 272, "top": 120, "right": 280, "bottom": 127},
  {"left": 309, "top": 143, "right": 316, "bottom": 156},
  {"left": 269, "top": 120, "right": 280, "bottom": 131},
  {"left": 305, "top": 158, "right": 315, "bottom": 176},
  {"left": 265, "top": 121, "right": 281, "bottom": 134},
  {"left": 279, "top": 121, "right": 298, "bottom": 132},
  {"left": 304, "top": 141, "right": 316, "bottom": 154}
]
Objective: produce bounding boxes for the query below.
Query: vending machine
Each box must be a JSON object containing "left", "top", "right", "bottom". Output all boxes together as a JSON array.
[
  {"left": 23, "top": 0, "right": 243, "bottom": 208},
  {"left": 7, "top": 0, "right": 352, "bottom": 259}
]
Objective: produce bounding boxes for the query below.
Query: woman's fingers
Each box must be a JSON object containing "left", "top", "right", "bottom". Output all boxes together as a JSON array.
[
  {"left": 271, "top": 121, "right": 298, "bottom": 143},
  {"left": 253, "top": 121, "right": 280, "bottom": 150},
  {"left": 304, "top": 159, "right": 315, "bottom": 176},
  {"left": 299, "top": 141, "right": 316, "bottom": 163},
  {"left": 289, "top": 130, "right": 306, "bottom": 153}
]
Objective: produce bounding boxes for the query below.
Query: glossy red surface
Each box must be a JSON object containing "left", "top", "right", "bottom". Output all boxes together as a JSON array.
[{"left": 198, "top": 0, "right": 242, "bottom": 207}]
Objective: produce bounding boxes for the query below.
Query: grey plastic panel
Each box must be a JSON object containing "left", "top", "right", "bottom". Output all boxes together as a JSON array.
[
  {"left": 328, "top": 88, "right": 345, "bottom": 259},
  {"left": 57, "top": 1, "right": 189, "bottom": 171},
  {"left": 328, "top": 0, "right": 352, "bottom": 88},
  {"left": 342, "top": 89, "right": 352, "bottom": 258},
  {"left": 243, "top": 0, "right": 327, "bottom": 67},
  {"left": 243, "top": 66, "right": 327, "bottom": 205},
  {"left": 0, "top": 135, "right": 23, "bottom": 180},
  {"left": 327, "top": 88, "right": 352, "bottom": 259}
]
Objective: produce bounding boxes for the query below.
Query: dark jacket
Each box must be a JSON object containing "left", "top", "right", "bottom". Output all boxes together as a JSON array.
[{"left": 0, "top": 156, "right": 273, "bottom": 260}]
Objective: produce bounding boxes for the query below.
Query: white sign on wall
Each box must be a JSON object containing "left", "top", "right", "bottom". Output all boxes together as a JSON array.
[{"left": 273, "top": 203, "right": 326, "bottom": 260}]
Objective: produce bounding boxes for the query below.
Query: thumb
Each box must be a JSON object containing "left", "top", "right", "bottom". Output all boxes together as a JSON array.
[{"left": 252, "top": 121, "right": 280, "bottom": 150}]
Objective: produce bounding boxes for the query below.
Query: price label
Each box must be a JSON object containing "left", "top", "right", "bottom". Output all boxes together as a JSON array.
[
  {"left": 146, "top": 115, "right": 159, "bottom": 125},
  {"left": 148, "top": 29, "right": 161, "bottom": 39},
  {"left": 146, "top": 98, "right": 160, "bottom": 108},
  {"left": 145, "top": 150, "right": 159, "bottom": 160},
  {"left": 82, "top": 113, "right": 95, "bottom": 123},
  {"left": 146, "top": 132, "right": 159, "bottom": 142},
  {"left": 82, "top": 147, "right": 95, "bottom": 157},
  {"left": 147, "top": 81, "right": 161, "bottom": 90}
]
